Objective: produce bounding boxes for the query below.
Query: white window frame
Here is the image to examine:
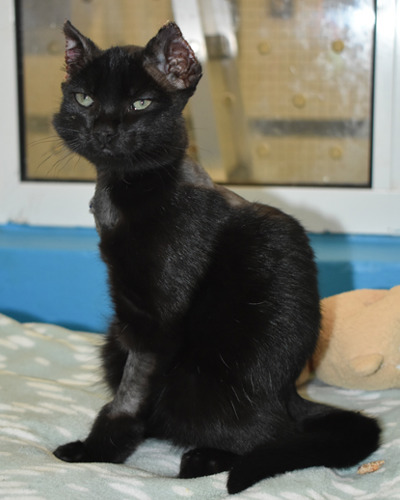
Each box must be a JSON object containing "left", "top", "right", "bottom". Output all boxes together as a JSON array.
[{"left": 1, "top": 0, "right": 399, "bottom": 234}]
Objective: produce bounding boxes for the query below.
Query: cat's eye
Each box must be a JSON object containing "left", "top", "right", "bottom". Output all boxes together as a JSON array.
[
  {"left": 75, "top": 93, "right": 94, "bottom": 108},
  {"left": 132, "top": 99, "right": 152, "bottom": 111}
]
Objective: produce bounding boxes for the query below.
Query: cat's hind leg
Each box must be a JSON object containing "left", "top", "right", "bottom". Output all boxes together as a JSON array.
[
  {"left": 226, "top": 409, "right": 380, "bottom": 494},
  {"left": 179, "top": 448, "right": 238, "bottom": 478}
]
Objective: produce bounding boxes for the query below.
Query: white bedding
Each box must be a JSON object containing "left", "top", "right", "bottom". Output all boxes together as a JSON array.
[{"left": 0, "top": 313, "right": 399, "bottom": 499}]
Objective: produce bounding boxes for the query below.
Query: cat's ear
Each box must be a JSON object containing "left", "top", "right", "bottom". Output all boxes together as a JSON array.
[
  {"left": 63, "top": 20, "right": 101, "bottom": 79},
  {"left": 143, "top": 23, "right": 202, "bottom": 91}
]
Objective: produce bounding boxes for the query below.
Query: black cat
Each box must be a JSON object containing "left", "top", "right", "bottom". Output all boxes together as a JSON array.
[{"left": 53, "top": 21, "right": 380, "bottom": 494}]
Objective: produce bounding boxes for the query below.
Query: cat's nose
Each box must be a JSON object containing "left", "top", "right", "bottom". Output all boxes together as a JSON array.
[
  {"left": 94, "top": 129, "right": 117, "bottom": 148},
  {"left": 93, "top": 119, "right": 119, "bottom": 149}
]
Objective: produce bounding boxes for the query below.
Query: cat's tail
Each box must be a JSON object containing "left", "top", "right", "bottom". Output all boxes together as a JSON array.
[{"left": 227, "top": 404, "right": 381, "bottom": 494}]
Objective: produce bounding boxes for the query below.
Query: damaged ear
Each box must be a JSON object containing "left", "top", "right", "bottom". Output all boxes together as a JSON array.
[
  {"left": 143, "top": 23, "right": 202, "bottom": 91},
  {"left": 63, "top": 20, "right": 101, "bottom": 79}
]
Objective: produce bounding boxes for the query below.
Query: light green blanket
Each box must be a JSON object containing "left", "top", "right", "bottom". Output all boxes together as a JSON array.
[{"left": 0, "top": 313, "right": 398, "bottom": 499}]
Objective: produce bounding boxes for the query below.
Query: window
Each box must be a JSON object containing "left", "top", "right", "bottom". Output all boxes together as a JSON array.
[{"left": 1, "top": 0, "right": 399, "bottom": 233}]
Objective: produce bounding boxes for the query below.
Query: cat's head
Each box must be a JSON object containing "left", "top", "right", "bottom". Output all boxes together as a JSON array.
[{"left": 53, "top": 21, "right": 202, "bottom": 174}]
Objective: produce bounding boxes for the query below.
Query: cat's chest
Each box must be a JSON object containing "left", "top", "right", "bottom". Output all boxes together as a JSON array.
[
  {"left": 99, "top": 194, "right": 221, "bottom": 318},
  {"left": 90, "top": 188, "right": 120, "bottom": 233}
]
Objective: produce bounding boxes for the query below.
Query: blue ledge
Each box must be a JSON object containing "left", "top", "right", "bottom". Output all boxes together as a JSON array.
[
  {"left": 0, "top": 224, "right": 110, "bottom": 333},
  {"left": 1, "top": 224, "right": 399, "bottom": 332},
  {"left": 310, "top": 233, "right": 400, "bottom": 297}
]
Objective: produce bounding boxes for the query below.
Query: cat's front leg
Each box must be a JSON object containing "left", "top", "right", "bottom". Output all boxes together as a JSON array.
[
  {"left": 54, "top": 350, "right": 155, "bottom": 463},
  {"left": 53, "top": 405, "right": 146, "bottom": 463}
]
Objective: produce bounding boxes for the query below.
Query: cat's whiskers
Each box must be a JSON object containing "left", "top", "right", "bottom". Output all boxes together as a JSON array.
[
  {"left": 230, "top": 385, "right": 241, "bottom": 403},
  {"left": 57, "top": 148, "right": 83, "bottom": 174},
  {"left": 36, "top": 140, "right": 82, "bottom": 178},
  {"left": 27, "top": 138, "right": 65, "bottom": 174},
  {"left": 28, "top": 134, "right": 62, "bottom": 147},
  {"left": 219, "top": 354, "right": 230, "bottom": 369},
  {"left": 26, "top": 124, "right": 91, "bottom": 177},
  {"left": 47, "top": 150, "right": 77, "bottom": 177},
  {"left": 229, "top": 397, "right": 240, "bottom": 421}
]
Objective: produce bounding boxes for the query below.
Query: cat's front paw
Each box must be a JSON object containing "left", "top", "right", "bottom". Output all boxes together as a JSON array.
[{"left": 54, "top": 440, "right": 90, "bottom": 463}]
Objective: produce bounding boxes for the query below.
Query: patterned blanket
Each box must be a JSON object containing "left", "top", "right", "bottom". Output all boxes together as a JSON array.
[{"left": 1, "top": 313, "right": 399, "bottom": 499}]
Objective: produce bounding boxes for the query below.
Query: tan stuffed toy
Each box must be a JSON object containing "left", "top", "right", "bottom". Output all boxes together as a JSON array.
[{"left": 299, "top": 285, "right": 400, "bottom": 390}]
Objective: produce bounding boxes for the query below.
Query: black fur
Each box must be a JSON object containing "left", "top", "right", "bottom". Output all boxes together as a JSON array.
[{"left": 53, "top": 21, "right": 381, "bottom": 494}]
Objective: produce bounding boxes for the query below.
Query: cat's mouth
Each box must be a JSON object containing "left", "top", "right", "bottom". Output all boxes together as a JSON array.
[
  {"left": 86, "top": 142, "right": 128, "bottom": 164},
  {"left": 87, "top": 147, "right": 115, "bottom": 160},
  {"left": 98, "top": 146, "right": 115, "bottom": 156}
]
